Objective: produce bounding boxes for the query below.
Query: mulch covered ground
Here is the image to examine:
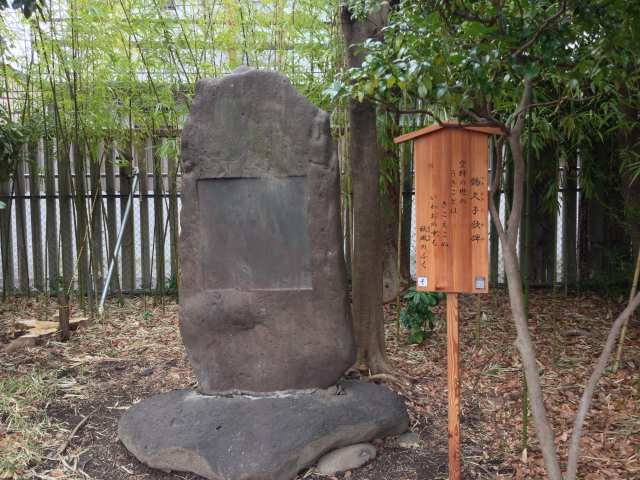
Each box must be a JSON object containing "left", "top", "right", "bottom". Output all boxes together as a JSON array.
[{"left": 1, "top": 290, "right": 638, "bottom": 479}]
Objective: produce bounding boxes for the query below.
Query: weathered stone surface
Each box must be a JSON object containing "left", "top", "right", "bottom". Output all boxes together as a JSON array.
[
  {"left": 180, "top": 67, "right": 355, "bottom": 393},
  {"left": 118, "top": 381, "right": 409, "bottom": 480},
  {"left": 316, "top": 443, "right": 377, "bottom": 475}
]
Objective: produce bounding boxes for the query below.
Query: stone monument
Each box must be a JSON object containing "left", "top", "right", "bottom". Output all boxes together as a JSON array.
[{"left": 118, "top": 67, "right": 409, "bottom": 480}]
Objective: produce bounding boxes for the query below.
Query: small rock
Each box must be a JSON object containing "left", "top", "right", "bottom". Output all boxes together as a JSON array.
[
  {"left": 141, "top": 368, "right": 154, "bottom": 377},
  {"left": 316, "top": 444, "right": 377, "bottom": 475},
  {"left": 397, "top": 432, "right": 422, "bottom": 449}
]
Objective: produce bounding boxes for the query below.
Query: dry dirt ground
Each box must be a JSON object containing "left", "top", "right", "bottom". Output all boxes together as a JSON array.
[{"left": 1, "top": 290, "right": 639, "bottom": 480}]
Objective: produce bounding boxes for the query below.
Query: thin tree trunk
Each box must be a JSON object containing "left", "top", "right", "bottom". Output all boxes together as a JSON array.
[
  {"left": 489, "top": 78, "right": 563, "bottom": 480},
  {"left": 58, "top": 140, "right": 74, "bottom": 292},
  {"left": 72, "top": 142, "right": 92, "bottom": 309},
  {"left": 500, "top": 230, "right": 562, "bottom": 479},
  {"left": 58, "top": 289, "right": 70, "bottom": 341},
  {"left": 119, "top": 147, "right": 135, "bottom": 292},
  {"left": 105, "top": 142, "right": 121, "bottom": 294},
  {"left": 566, "top": 291, "right": 640, "bottom": 480},
  {"left": 381, "top": 114, "right": 406, "bottom": 303},
  {"left": 0, "top": 178, "right": 14, "bottom": 299},
  {"left": 89, "top": 143, "right": 105, "bottom": 298},
  {"left": 382, "top": 165, "right": 402, "bottom": 303},
  {"left": 15, "top": 149, "right": 30, "bottom": 294},
  {"left": 341, "top": 3, "right": 392, "bottom": 373},
  {"left": 44, "top": 134, "right": 59, "bottom": 292},
  {"left": 348, "top": 97, "right": 388, "bottom": 371},
  {"left": 28, "top": 141, "right": 44, "bottom": 292},
  {"left": 613, "top": 247, "right": 640, "bottom": 370}
]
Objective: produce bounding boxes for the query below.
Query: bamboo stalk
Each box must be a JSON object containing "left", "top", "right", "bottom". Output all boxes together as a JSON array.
[
  {"left": 15, "top": 147, "right": 30, "bottom": 294},
  {"left": 28, "top": 141, "right": 44, "bottom": 292}
]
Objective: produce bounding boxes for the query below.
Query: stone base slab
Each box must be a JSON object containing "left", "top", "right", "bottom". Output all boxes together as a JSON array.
[{"left": 118, "top": 381, "right": 409, "bottom": 480}]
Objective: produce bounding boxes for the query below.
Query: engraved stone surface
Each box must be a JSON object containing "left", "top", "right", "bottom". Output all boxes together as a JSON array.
[
  {"left": 197, "top": 176, "right": 311, "bottom": 289},
  {"left": 179, "top": 67, "right": 356, "bottom": 393}
]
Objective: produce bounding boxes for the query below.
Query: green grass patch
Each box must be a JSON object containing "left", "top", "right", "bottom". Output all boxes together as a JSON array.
[{"left": 0, "top": 371, "right": 57, "bottom": 479}]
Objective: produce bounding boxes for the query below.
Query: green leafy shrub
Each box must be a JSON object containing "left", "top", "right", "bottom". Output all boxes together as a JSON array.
[{"left": 400, "top": 287, "right": 443, "bottom": 344}]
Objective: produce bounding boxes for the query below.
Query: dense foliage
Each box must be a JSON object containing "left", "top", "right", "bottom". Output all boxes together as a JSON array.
[
  {"left": 1, "top": 0, "right": 341, "bottom": 149},
  {"left": 333, "top": 0, "right": 640, "bottom": 283},
  {"left": 334, "top": 0, "right": 639, "bottom": 135}
]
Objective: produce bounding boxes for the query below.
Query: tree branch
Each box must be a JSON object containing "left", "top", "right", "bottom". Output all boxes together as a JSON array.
[
  {"left": 511, "top": 76, "right": 533, "bottom": 136},
  {"left": 395, "top": 108, "right": 444, "bottom": 124},
  {"left": 510, "top": 94, "right": 597, "bottom": 123},
  {"left": 490, "top": 137, "right": 504, "bottom": 196},
  {"left": 443, "top": 0, "right": 498, "bottom": 26},
  {"left": 504, "top": 76, "right": 531, "bottom": 252},
  {"left": 488, "top": 138, "right": 508, "bottom": 274},
  {"left": 511, "top": 1, "right": 567, "bottom": 58},
  {"left": 566, "top": 291, "right": 640, "bottom": 480},
  {"left": 459, "top": 107, "right": 509, "bottom": 134}
]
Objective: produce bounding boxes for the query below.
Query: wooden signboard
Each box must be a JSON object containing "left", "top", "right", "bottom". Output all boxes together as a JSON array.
[
  {"left": 395, "top": 122, "right": 501, "bottom": 294},
  {"left": 395, "top": 121, "right": 503, "bottom": 480}
]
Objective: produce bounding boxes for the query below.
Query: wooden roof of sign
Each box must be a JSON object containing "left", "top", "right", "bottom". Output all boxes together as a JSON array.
[{"left": 393, "top": 121, "right": 505, "bottom": 144}]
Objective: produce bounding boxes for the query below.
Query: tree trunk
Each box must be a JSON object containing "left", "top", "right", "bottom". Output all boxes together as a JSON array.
[
  {"left": 58, "top": 289, "right": 70, "bottom": 342},
  {"left": 341, "top": 4, "right": 392, "bottom": 373},
  {"left": 382, "top": 114, "right": 411, "bottom": 302},
  {"left": 491, "top": 129, "right": 563, "bottom": 480},
  {"left": 381, "top": 136, "right": 405, "bottom": 303},
  {"left": 0, "top": 178, "right": 14, "bottom": 299},
  {"left": 72, "top": 142, "right": 92, "bottom": 310},
  {"left": 382, "top": 213, "right": 401, "bottom": 302},
  {"left": 566, "top": 290, "right": 640, "bottom": 479},
  {"left": 488, "top": 78, "right": 563, "bottom": 480}
]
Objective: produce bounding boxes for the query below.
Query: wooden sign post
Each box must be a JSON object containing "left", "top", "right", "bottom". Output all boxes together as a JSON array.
[{"left": 395, "top": 122, "right": 503, "bottom": 480}]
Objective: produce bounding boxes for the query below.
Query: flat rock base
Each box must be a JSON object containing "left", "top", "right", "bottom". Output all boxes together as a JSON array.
[{"left": 118, "top": 381, "right": 409, "bottom": 480}]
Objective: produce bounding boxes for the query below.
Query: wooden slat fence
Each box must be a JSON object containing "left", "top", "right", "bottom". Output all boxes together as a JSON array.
[
  {"left": 0, "top": 130, "right": 616, "bottom": 300},
  {"left": 0, "top": 135, "right": 182, "bottom": 299}
]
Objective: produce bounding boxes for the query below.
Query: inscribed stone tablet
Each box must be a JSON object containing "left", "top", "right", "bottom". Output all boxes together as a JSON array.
[
  {"left": 179, "top": 67, "right": 355, "bottom": 393},
  {"left": 197, "top": 177, "right": 311, "bottom": 290}
]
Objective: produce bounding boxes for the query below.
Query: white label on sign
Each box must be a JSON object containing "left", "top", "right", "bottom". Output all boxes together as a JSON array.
[
  {"left": 475, "top": 276, "right": 486, "bottom": 290},
  {"left": 418, "top": 277, "right": 428, "bottom": 288}
]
